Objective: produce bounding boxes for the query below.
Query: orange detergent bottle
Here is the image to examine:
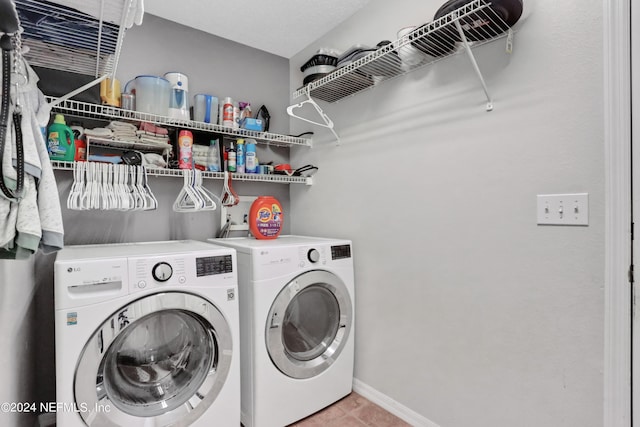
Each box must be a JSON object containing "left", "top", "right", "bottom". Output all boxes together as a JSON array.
[{"left": 249, "top": 196, "right": 283, "bottom": 239}]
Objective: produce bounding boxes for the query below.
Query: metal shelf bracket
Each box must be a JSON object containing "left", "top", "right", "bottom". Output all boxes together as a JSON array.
[
  {"left": 454, "top": 17, "right": 493, "bottom": 112},
  {"left": 287, "top": 89, "right": 340, "bottom": 144}
]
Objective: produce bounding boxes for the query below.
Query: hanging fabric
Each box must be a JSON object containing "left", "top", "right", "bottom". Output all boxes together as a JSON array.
[{"left": 0, "top": 26, "right": 64, "bottom": 259}]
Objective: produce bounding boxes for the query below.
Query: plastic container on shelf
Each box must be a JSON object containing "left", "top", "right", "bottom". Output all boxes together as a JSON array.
[
  {"left": 207, "top": 139, "right": 221, "bottom": 172},
  {"left": 194, "top": 94, "right": 219, "bottom": 124},
  {"left": 249, "top": 196, "right": 283, "bottom": 240},
  {"left": 222, "top": 97, "right": 234, "bottom": 127},
  {"left": 178, "top": 130, "right": 193, "bottom": 169},
  {"left": 47, "top": 114, "right": 75, "bottom": 162},
  {"left": 123, "top": 75, "right": 170, "bottom": 116},
  {"left": 245, "top": 139, "right": 257, "bottom": 173},
  {"left": 236, "top": 139, "right": 245, "bottom": 173},
  {"left": 227, "top": 141, "right": 236, "bottom": 172}
]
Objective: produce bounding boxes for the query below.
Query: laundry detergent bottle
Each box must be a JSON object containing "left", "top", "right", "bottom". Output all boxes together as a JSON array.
[
  {"left": 47, "top": 114, "right": 75, "bottom": 162},
  {"left": 249, "top": 196, "right": 283, "bottom": 239}
]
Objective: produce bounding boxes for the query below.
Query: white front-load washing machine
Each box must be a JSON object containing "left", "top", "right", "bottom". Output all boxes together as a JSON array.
[
  {"left": 211, "top": 236, "right": 355, "bottom": 427},
  {"left": 54, "top": 240, "right": 240, "bottom": 427}
]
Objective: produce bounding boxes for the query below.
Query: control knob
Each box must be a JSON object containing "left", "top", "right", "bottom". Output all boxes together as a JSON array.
[
  {"left": 152, "top": 262, "right": 173, "bottom": 282},
  {"left": 307, "top": 249, "right": 320, "bottom": 263}
]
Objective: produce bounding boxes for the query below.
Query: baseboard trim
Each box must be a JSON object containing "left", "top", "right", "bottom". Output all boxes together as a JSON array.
[{"left": 352, "top": 378, "right": 440, "bottom": 427}]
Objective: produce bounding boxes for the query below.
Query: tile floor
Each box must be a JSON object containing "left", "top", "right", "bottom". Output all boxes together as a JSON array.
[{"left": 288, "top": 392, "right": 412, "bottom": 427}]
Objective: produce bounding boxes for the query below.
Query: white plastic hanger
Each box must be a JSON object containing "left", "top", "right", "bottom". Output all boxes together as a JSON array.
[
  {"left": 193, "top": 169, "right": 218, "bottom": 211},
  {"left": 173, "top": 170, "right": 205, "bottom": 212},
  {"left": 140, "top": 166, "right": 158, "bottom": 210},
  {"left": 67, "top": 161, "right": 85, "bottom": 210},
  {"left": 287, "top": 89, "right": 340, "bottom": 143}
]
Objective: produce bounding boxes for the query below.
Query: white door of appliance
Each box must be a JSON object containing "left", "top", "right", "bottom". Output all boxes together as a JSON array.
[
  {"left": 74, "top": 292, "right": 233, "bottom": 426},
  {"left": 265, "top": 270, "right": 352, "bottom": 379}
]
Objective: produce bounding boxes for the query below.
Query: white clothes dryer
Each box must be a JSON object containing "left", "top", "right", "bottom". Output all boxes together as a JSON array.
[
  {"left": 210, "top": 236, "right": 355, "bottom": 427},
  {"left": 54, "top": 240, "right": 240, "bottom": 427}
]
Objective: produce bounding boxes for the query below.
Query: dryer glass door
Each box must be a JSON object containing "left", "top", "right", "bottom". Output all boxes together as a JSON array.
[
  {"left": 74, "top": 292, "right": 233, "bottom": 427},
  {"left": 266, "top": 270, "right": 352, "bottom": 379}
]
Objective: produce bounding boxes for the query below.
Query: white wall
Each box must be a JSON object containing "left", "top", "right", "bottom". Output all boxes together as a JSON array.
[{"left": 289, "top": 0, "right": 604, "bottom": 426}]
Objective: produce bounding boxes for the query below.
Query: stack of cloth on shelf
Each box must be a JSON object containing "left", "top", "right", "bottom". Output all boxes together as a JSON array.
[
  {"left": 82, "top": 121, "right": 172, "bottom": 156},
  {"left": 136, "top": 122, "right": 171, "bottom": 150},
  {"left": 83, "top": 127, "right": 113, "bottom": 139},
  {"left": 107, "top": 121, "right": 137, "bottom": 141},
  {"left": 192, "top": 144, "right": 209, "bottom": 170}
]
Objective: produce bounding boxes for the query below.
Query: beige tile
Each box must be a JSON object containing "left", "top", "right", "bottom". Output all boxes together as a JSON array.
[
  {"left": 324, "top": 414, "right": 369, "bottom": 427},
  {"left": 288, "top": 416, "right": 322, "bottom": 427},
  {"left": 333, "top": 392, "right": 370, "bottom": 414},
  {"left": 353, "top": 402, "right": 411, "bottom": 427},
  {"left": 310, "top": 404, "right": 348, "bottom": 423}
]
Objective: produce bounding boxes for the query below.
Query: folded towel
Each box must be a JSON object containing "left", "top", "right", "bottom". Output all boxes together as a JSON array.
[
  {"left": 85, "top": 128, "right": 114, "bottom": 138},
  {"left": 107, "top": 121, "right": 137, "bottom": 131},
  {"left": 139, "top": 122, "right": 168, "bottom": 136}
]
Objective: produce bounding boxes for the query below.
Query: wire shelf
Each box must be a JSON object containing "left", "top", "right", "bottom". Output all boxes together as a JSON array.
[
  {"left": 51, "top": 161, "right": 313, "bottom": 185},
  {"left": 48, "top": 97, "right": 313, "bottom": 148},
  {"left": 14, "top": 0, "right": 131, "bottom": 77},
  {"left": 293, "top": 0, "right": 514, "bottom": 103}
]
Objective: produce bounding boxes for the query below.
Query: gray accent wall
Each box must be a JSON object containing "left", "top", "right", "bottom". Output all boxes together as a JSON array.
[{"left": 289, "top": 0, "right": 605, "bottom": 426}]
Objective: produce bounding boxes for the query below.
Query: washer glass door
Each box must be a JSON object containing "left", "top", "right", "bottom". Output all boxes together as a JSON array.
[
  {"left": 266, "top": 270, "right": 352, "bottom": 379},
  {"left": 100, "top": 309, "right": 212, "bottom": 415},
  {"left": 75, "top": 292, "right": 233, "bottom": 426}
]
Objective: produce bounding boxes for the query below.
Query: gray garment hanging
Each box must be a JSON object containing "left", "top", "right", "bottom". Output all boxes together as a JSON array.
[{"left": 0, "top": 55, "right": 64, "bottom": 258}]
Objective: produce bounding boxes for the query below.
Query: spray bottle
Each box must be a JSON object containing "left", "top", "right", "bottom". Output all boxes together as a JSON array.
[{"left": 236, "top": 139, "right": 245, "bottom": 173}]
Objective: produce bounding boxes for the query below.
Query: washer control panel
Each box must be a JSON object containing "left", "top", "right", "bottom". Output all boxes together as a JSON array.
[{"left": 128, "top": 251, "right": 236, "bottom": 293}]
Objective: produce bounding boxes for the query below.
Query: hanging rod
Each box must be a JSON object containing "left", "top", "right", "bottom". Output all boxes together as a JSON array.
[{"left": 0, "top": 0, "right": 19, "bottom": 34}]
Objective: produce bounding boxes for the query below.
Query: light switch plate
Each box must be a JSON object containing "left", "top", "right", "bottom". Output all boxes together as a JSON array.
[{"left": 537, "top": 193, "right": 589, "bottom": 226}]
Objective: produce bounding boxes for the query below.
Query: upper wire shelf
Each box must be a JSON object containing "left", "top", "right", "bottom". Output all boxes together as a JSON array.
[
  {"left": 293, "top": 0, "right": 514, "bottom": 103},
  {"left": 14, "top": 0, "right": 131, "bottom": 77},
  {"left": 51, "top": 161, "right": 313, "bottom": 185},
  {"left": 48, "top": 96, "right": 314, "bottom": 148}
]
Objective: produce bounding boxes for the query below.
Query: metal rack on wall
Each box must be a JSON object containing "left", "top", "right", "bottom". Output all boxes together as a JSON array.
[
  {"left": 49, "top": 97, "right": 313, "bottom": 148},
  {"left": 50, "top": 160, "right": 313, "bottom": 185},
  {"left": 288, "top": 0, "right": 520, "bottom": 143},
  {"left": 12, "top": 0, "right": 139, "bottom": 106}
]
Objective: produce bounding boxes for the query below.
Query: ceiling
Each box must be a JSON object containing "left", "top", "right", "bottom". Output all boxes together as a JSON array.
[{"left": 145, "top": 0, "right": 371, "bottom": 59}]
